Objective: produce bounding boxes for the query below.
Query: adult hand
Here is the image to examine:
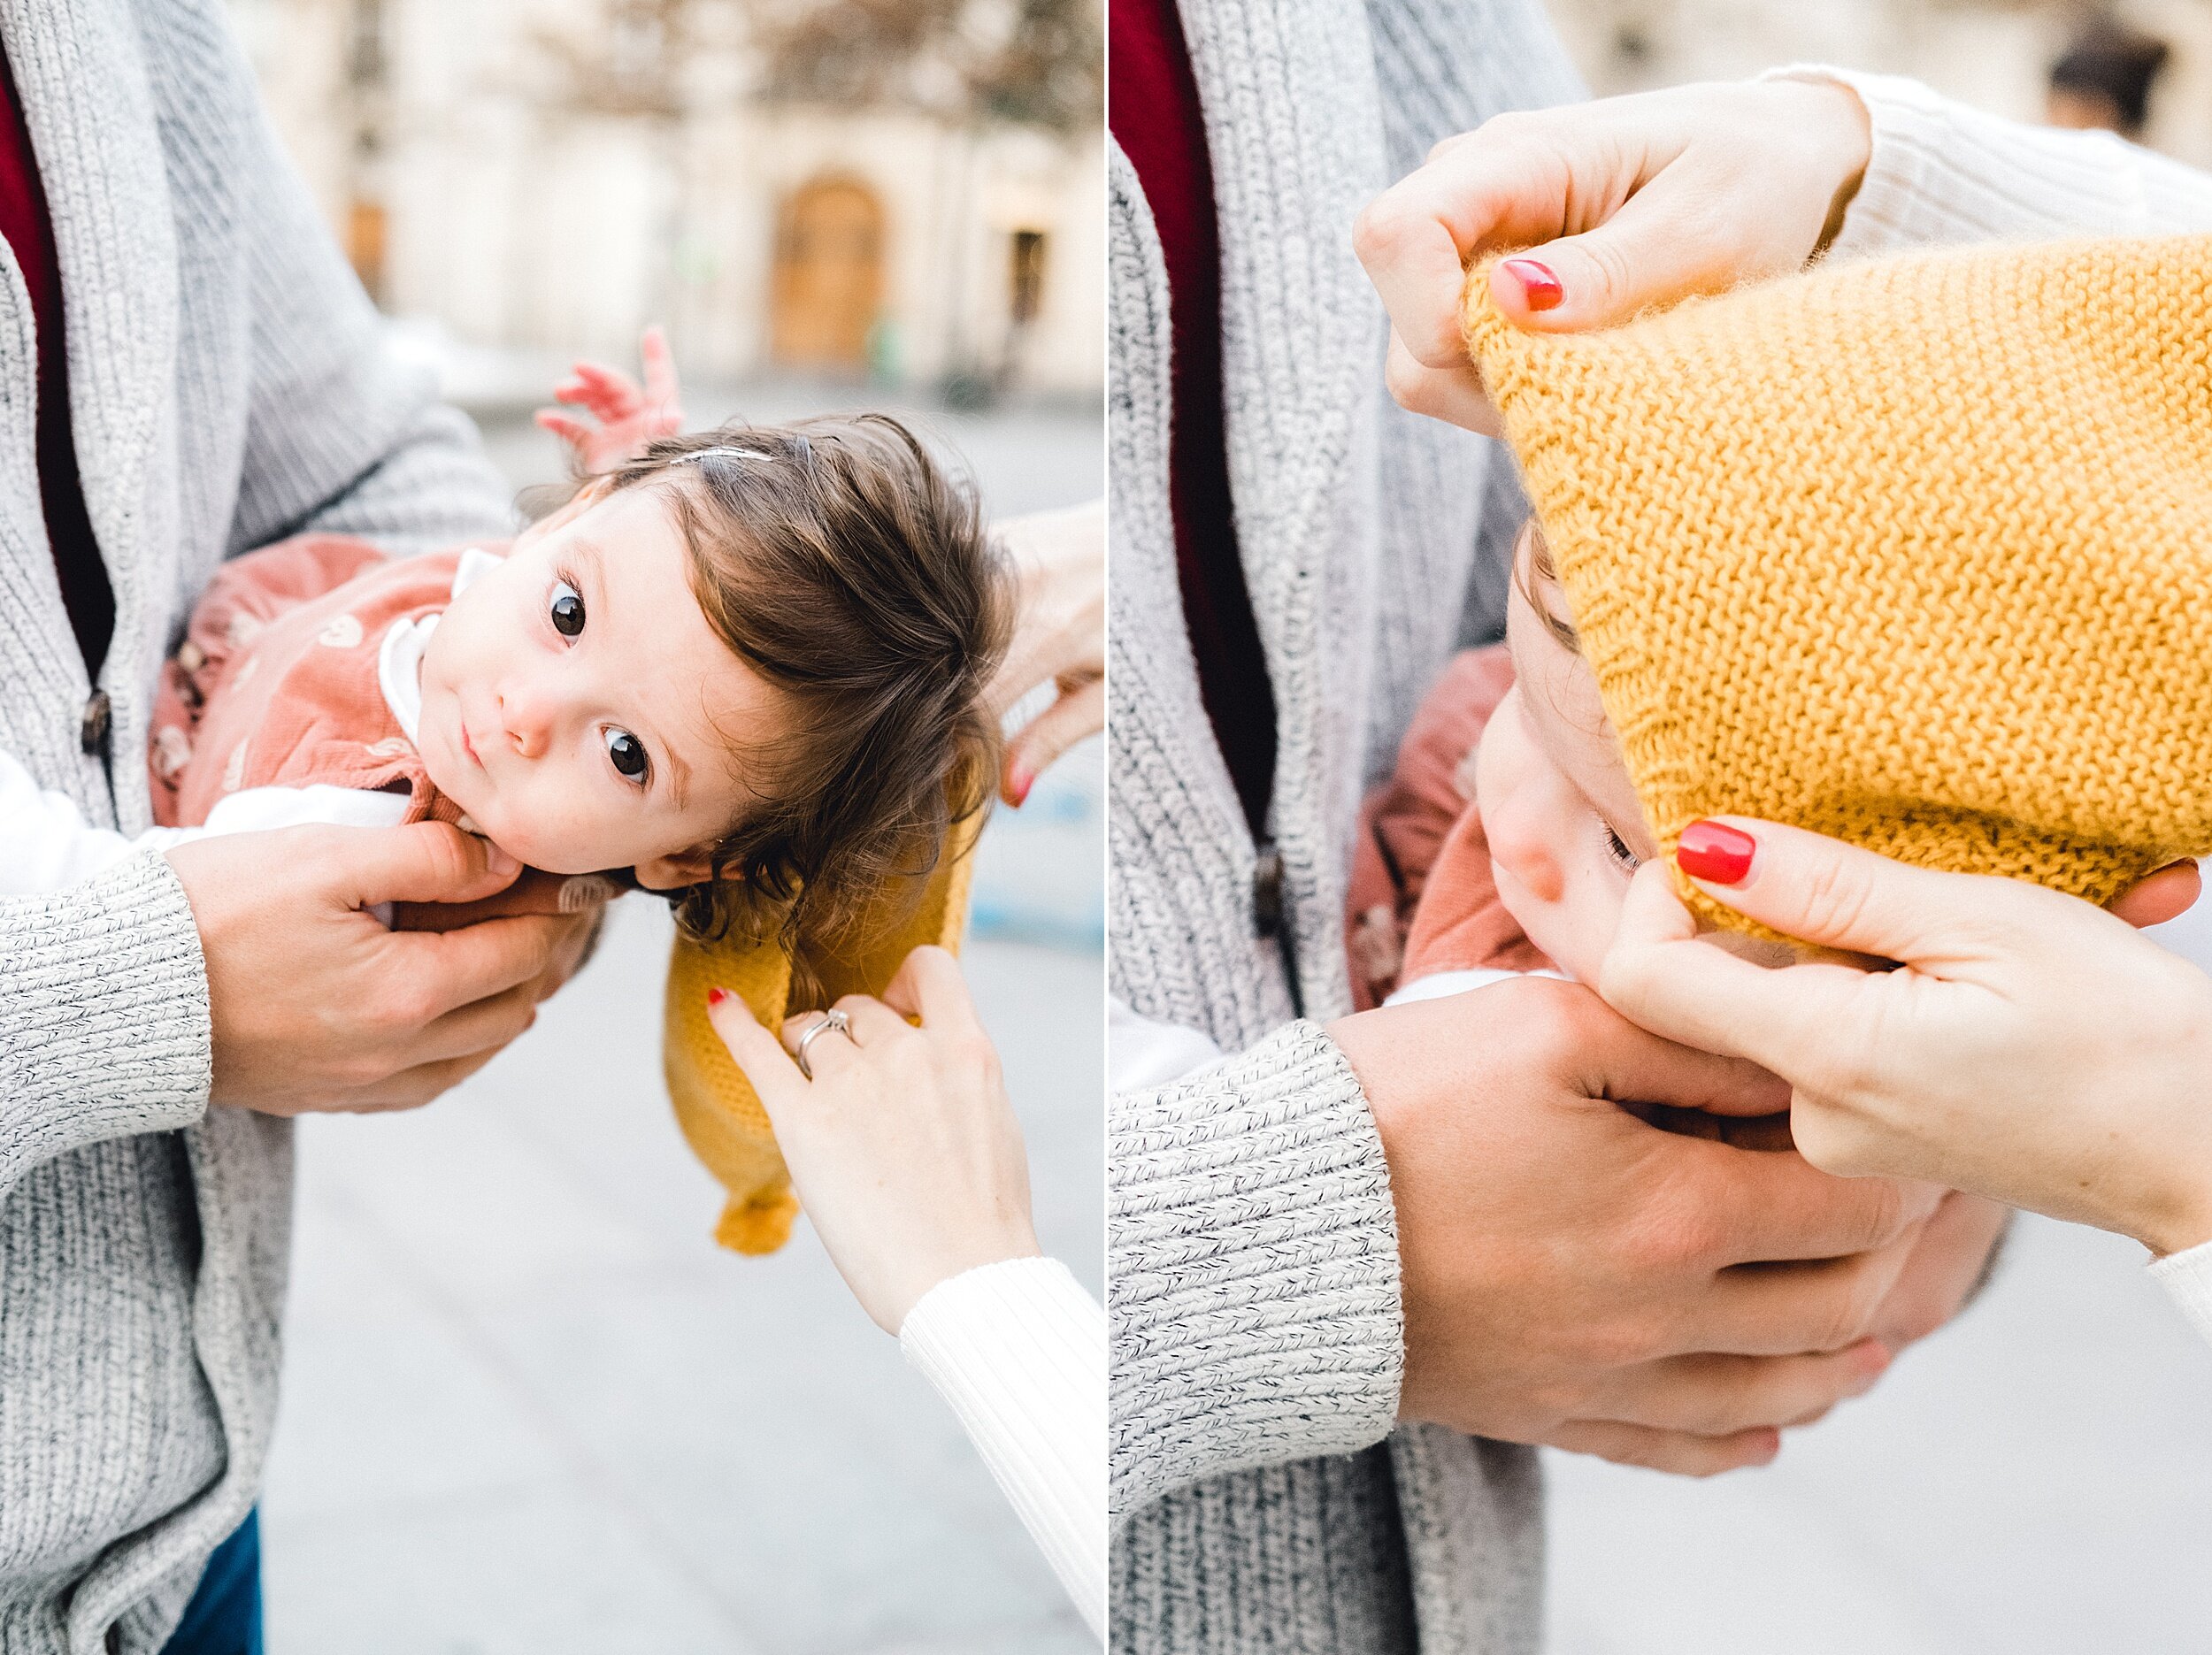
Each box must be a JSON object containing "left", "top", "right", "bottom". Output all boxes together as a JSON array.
[
  {"left": 706, "top": 944, "right": 1041, "bottom": 1334},
  {"left": 1601, "top": 819, "right": 2212, "bottom": 1256},
  {"left": 167, "top": 822, "right": 594, "bottom": 1115},
  {"left": 1332, "top": 976, "right": 1944, "bottom": 1476},
  {"left": 392, "top": 867, "right": 615, "bottom": 998},
  {"left": 1353, "top": 77, "right": 1872, "bottom": 434},
  {"left": 987, "top": 499, "right": 1104, "bottom": 805},
  {"left": 1625, "top": 1112, "right": 2012, "bottom": 1352}
]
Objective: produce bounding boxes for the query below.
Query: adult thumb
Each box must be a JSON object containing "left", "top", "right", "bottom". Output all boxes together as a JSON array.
[
  {"left": 1487, "top": 184, "right": 1754, "bottom": 333},
  {"left": 326, "top": 822, "right": 523, "bottom": 911},
  {"left": 1674, "top": 817, "right": 2028, "bottom": 966},
  {"left": 1598, "top": 853, "right": 1873, "bottom": 1081}
]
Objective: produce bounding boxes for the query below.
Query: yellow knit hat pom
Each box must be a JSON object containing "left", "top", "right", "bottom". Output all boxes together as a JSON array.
[{"left": 1460, "top": 237, "right": 2212, "bottom": 936}]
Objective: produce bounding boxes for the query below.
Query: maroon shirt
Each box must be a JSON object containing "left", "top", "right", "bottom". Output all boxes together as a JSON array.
[
  {"left": 1109, "top": 0, "right": 1278, "bottom": 843},
  {"left": 0, "top": 49, "right": 110, "bottom": 680}
]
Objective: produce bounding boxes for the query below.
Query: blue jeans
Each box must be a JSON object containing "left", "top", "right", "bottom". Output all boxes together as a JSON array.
[{"left": 158, "top": 1512, "right": 263, "bottom": 1655}]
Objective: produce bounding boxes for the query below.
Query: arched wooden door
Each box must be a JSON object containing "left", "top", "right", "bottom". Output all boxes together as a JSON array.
[{"left": 770, "top": 177, "right": 885, "bottom": 371}]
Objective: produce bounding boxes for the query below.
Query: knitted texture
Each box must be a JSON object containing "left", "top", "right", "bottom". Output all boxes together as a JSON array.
[
  {"left": 0, "top": 3, "right": 512, "bottom": 1649},
  {"left": 1463, "top": 234, "right": 2212, "bottom": 932},
  {"left": 661, "top": 816, "right": 979, "bottom": 1254}
]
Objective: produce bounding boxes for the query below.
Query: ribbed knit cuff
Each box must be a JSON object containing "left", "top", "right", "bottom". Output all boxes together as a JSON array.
[
  {"left": 1110, "top": 1020, "right": 1403, "bottom": 1522},
  {"left": 902, "top": 1256, "right": 1105, "bottom": 1639},
  {"left": 1763, "top": 64, "right": 2170, "bottom": 256},
  {"left": 2147, "top": 1238, "right": 2212, "bottom": 1352},
  {"left": 0, "top": 850, "right": 211, "bottom": 1184}
]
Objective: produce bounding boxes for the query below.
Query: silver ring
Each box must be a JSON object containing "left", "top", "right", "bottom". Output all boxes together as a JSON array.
[{"left": 793, "top": 1009, "right": 854, "bottom": 1080}]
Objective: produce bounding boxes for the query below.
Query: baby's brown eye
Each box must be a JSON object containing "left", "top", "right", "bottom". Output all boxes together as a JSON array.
[
  {"left": 550, "top": 578, "right": 586, "bottom": 638},
  {"left": 604, "top": 727, "right": 648, "bottom": 781},
  {"left": 1603, "top": 824, "right": 1641, "bottom": 873}
]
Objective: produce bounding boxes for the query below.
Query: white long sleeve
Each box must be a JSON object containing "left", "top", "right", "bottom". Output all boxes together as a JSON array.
[
  {"left": 0, "top": 745, "right": 410, "bottom": 899},
  {"left": 1770, "top": 65, "right": 2212, "bottom": 255},
  {"left": 898, "top": 1256, "right": 1105, "bottom": 1642},
  {"left": 0, "top": 747, "right": 170, "bottom": 894},
  {"left": 2147, "top": 1239, "right": 2212, "bottom": 1350}
]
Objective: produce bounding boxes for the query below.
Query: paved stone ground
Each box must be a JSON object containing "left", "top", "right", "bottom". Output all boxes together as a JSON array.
[
  {"left": 259, "top": 380, "right": 1102, "bottom": 1653},
  {"left": 1547, "top": 896, "right": 2212, "bottom": 1653}
]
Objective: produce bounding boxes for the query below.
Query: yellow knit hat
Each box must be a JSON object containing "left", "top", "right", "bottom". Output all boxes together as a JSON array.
[
  {"left": 1461, "top": 235, "right": 2212, "bottom": 933},
  {"left": 662, "top": 815, "right": 980, "bottom": 1254}
]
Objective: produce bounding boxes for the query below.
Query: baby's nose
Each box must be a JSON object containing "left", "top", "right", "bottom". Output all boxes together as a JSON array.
[{"left": 498, "top": 688, "right": 555, "bottom": 760}]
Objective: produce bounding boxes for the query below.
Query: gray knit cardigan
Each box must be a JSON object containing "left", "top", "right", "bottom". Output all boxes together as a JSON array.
[
  {"left": 1106, "top": 2, "right": 1582, "bottom": 1651},
  {"left": 0, "top": 4, "right": 511, "bottom": 1650}
]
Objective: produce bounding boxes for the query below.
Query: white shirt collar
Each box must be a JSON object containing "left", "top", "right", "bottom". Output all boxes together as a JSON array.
[{"left": 377, "top": 547, "right": 503, "bottom": 743}]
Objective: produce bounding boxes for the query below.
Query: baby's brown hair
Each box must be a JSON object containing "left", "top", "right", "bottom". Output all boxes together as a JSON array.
[
  {"left": 600, "top": 417, "right": 1010, "bottom": 972},
  {"left": 1513, "top": 517, "right": 1580, "bottom": 654}
]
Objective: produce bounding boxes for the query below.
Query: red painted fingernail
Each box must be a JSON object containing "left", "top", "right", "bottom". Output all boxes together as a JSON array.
[
  {"left": 706, "top": 986, "right": 729, "bottom": 1008},
  {"left": 1676, "top": 819, "right": 1757, "bottom": 885},
  {"left": 1007, "top": 764, "right": 1033, "bottom": 807},
  {"left": 1502, "top": 257, "right": 1563, "bottom": 313}
]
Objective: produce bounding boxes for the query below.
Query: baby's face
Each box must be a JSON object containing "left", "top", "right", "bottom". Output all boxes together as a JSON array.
[
  {"left": 1474, "top": 521, "right": 1658, "bottom": 984},
  {"left": 418, "top": 482, "right": 787, "bottom": 885}
]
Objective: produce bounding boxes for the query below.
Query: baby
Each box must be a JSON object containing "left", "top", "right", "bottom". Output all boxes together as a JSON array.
[
  {"left": 138, "top": 341, "right": 1009, "bottom": 962},
  {"left": 1352, "top": 231, "right": 2212, "bottom": 1009},
  {"left": 1349, "top": 519, "right": 1788, "bottom": 1010}
]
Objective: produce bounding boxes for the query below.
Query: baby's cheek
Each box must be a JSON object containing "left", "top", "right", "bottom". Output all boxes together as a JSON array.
[
  {"left": 464, "top": 783, "right": 592, "bottom": 876},
  {"left": 1484, "top": 798, "right": 1567, "bottom": 905}
]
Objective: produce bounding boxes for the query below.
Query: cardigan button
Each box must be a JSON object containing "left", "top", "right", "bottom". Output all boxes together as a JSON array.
[
  {"left": 1253, "top": 842, "right": 1285, "bottom": 939},
  {"left": 80, "top": 689, "right": 111, "bottom": 757}
]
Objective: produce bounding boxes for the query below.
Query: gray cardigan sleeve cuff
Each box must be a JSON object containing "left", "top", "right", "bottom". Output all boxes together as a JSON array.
[
  {"left": 1109, "top": 1020, "right": 1404, "bottom": 1522},
  {"left": 0, "top": 852, "right": 211, "bottom": 1190}
]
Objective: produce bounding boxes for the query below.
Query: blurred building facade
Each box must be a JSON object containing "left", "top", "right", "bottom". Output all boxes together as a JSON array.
[
  {"left": 222, "top": 0, "right": 1104, "bottom": 399},
  {"left": 1548, "top": 0, "right": 2212, "bottom": 168}
]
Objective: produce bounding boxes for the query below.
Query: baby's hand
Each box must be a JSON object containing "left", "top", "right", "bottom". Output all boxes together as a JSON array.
[{"left": 536, "top": 324, "right": 685, "bottom": 474}]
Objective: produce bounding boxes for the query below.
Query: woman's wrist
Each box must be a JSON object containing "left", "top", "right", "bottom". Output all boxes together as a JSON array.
[
  {"left": 887, "top": 1232, "right": 1046, "bottom": 1337},
  {"left": 2134, "top": 1164, "right": 2212, "bottom": 1260},
  {"left": 1762, "top": 73, "right": 1873, "bottom": 255},
  {"left": 2122, "top": 999, "right": 2212, "bottom": 1258}
]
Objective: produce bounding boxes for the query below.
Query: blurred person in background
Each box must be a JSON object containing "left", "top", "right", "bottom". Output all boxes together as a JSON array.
[{"left": 2047, "top": 19, "right": 2170, "bottom": 138}]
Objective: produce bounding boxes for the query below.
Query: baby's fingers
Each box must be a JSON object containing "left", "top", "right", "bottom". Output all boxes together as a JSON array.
[
  {"left": 535, "top": 410, "right": 597, "bottom": 449},
  {"left": 575, "top": 358, "right": 646, "bottom": 402},
  {"left": 640, "top": 324, "right": 680, "bottom": 406},
  {"left": 704, "top": 986, "right": 809, "bottom": 1113},
  {"left": 561, "top": 361, "right": 646, "bottom": 422}
]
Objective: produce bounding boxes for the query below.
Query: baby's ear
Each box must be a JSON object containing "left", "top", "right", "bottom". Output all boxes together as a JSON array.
[{"left": 634, "top": 844, "right": 733, "bottom": 891}]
